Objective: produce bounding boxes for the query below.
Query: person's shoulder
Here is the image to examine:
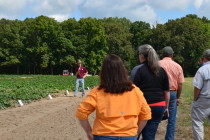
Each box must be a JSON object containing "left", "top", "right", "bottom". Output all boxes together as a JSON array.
[
  {"left": 132, "top": 64, "right": 145, "bottom": 71},
  {"left": 132, "top": 84, "right": 143, "bottom": 94},
  {"left": 159, "top": 59, "right": 165, "bottom": 63},
  {"left": 88, "top": 86, "right": 99, "bottom": 95},
  {"left": 82, "top": 66, "right": 87, "bottom": 70},
  {"left": 169, "top": 60, "right": 183, "bottom": 70},
  {"left": 159, "top": 66, "right": 169, "bottom": 76},
  {"left": 198, "top": 64, "right": 209, "bottom": 72}
]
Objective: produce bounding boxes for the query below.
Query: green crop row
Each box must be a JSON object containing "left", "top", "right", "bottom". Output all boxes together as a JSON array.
[{"left": 0, "top": 75, "right": 99, "bottom": 109}]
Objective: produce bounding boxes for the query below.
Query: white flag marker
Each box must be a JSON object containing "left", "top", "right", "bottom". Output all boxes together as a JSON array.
[
  {"left": 18, "top": 100, "right": 24, "bottom": 107},
  {"left": 48, "top": 94, "right": 53, "bottom": 99},
  {"left": 66, "top": 90, "right": 69, "bottom": 95}
]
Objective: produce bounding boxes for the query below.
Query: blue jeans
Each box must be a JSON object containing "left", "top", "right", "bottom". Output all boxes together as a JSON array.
[
  {"left": 74, "top": 78, "right": 85, "bottom": 96},
  {"left": 165, "top": 91, "right": 177, "bottom": 140},
  {"left": 140, "top": 106, "right": 165, "bottom": 140},
  {"left": 94, "top": 135, "right": 136, "bottom": 140}
]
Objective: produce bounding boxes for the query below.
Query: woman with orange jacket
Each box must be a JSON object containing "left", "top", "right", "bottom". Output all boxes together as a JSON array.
[{"left": 75, "top": 54, "right": 151, "bottom": 140}]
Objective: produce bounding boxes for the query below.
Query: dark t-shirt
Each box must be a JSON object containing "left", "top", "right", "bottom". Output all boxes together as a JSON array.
[
  {"left": 130, "top": 62, "right": 169, "bottom": 104},
  {"left": 75, "top": 66, "right": 88, "bottom": 78}
]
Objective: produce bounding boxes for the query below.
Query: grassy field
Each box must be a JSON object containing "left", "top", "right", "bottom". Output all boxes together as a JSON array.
[
  {"left": 176, "top": 77, "right": 210, "bottom": 140},
  {"left": 0, "top": 75, "right": 99, "bottom": 109}
]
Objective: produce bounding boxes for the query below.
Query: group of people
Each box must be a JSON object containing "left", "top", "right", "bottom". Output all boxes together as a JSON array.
[{"left": 74, "top": 44, "right": 210, "bottom": 140}]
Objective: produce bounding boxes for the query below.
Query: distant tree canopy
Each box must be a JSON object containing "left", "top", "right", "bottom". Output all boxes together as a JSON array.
[{"left": 0, "top": 14, "right": 210, "bottom": 76}]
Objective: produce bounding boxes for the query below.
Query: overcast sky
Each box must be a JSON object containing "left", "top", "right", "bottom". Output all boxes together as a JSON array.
[{"left": 0, "top": 0, "right": 210, "bottom": 25}]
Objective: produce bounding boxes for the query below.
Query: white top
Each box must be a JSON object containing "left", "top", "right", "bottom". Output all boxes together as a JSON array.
[{"left": 193, "top": 61, "right": 210, "bottom": 98}]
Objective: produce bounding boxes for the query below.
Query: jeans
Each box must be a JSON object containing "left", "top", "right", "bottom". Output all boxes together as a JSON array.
[
  {"left": 74, "top": 78, "right": 85, "bottom": 96},
  {"left": 165, "top": 91, "right": 177, "bottom": 140},
  {"left": 140, "top": 106, "right": 165, "bottom": 140},
  {"left": 94, "top": 135, "right": 137, "bottom": 140}
]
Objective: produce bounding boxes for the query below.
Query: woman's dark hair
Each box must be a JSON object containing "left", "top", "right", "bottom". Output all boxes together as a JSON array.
[{"left": 98, "top": 54, "right": 134, "bottom": 94}]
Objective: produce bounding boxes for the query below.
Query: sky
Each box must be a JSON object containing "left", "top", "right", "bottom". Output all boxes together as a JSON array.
[{"left": 0, "top": 0, "right": 210, "bottom": 25}]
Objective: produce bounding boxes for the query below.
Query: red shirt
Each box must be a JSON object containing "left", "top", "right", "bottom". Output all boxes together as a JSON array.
[{"left": 75, "top": 66, "right": 88, "bottom": 78}]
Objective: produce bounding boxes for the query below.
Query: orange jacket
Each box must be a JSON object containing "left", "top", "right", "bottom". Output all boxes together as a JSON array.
[{"left": 75, "top": 85, "right": 151, "bottom": 136}]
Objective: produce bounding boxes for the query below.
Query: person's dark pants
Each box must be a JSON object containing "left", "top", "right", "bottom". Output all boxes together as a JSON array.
[{"left": 138, "top": 106, "right": 165, "bottom": 140}]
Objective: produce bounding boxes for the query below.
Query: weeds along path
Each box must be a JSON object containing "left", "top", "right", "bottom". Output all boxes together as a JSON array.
[{"left": 0, "top": 90, "right": 179, "bottom": 140}]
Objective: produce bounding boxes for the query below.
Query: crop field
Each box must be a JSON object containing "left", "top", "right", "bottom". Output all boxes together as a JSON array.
[
  {"left": 0, "top": 76, "right": 209, "bottom": 140},
  {"left": 0, "top": 75, "right": 99, "bottom": 109}
]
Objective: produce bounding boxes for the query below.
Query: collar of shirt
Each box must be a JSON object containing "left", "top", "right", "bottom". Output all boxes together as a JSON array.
[
  {"left": 162, "top": 57, "right": 172, "bottom": 61},
  {"left": 203, "top": 61, "right": 210, "bottom": 65}
]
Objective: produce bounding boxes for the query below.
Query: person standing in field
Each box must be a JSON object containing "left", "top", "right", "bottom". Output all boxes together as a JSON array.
[
  {"left": 159, "top": 46, "right": 185, "bottom": 140},
  {"left": 74, "top": 60, "right": 88, "bottom": 97},
  {"left": 130, "top": 44, "right": 170, "bottom": 140},
  {"left": 75, "top": 54, "right": 151, "bottom": 140},
  {"left": 191, "top": 49, "right": 210, "bottom": 140}
]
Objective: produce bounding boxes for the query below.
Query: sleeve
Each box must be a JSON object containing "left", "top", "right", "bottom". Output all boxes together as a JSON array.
[
  {"left": 75, "top": 67, "right": 79, "bottom": 73},
  {"left": 193, "top": 71, "right": 203, "bottom": 89},
  {"left": 75, "top": 89, "right": 97, "bottom": 120},
  {"left": 130, "top": 67, "right": 136, "bottom": 82},
  {"left": 162, "top": 68, "right": 169, "bottom": 91},
  {"left": 178, "top": 66, "right": 185, "bottom": 83},
  {"left": 130, "top": 65, "right": 142, "bottom": 83},
  {"left": 84, "top": 67, "right": 88, "bottom": 73},
  {"left": 135, "top": 87, "right": 151, "bottom": 120}
]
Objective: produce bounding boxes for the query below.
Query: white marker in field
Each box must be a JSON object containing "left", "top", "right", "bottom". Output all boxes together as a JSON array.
[
  {"left": 66, "top": 90, "right": 69, "bottom": 95},
  {"left": 87, "top": 87, "right": 90, "bottom": 90},
  {"left": 18, "top": 100, "right": 24, "bottom": 107},
  {"left": 48, "top": 94, "right": 53, "bottom": 99}
]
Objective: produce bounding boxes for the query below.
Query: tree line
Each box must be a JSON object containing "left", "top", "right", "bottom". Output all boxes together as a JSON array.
[{"left": 0, "top": 14, "right": 210, "bottom": 76}]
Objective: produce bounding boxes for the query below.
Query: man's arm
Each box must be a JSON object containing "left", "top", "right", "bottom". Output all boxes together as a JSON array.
[
  {"left": 75, "top": 67, "right": 80, "bottom": 76},
  {"left": 176, "top": 83, "right": 183, "bottom": 106},
  {"left": 83, "top": 69, "right": 88, "bottom": 78},
  {"left": 194, "top": 87, "right": 200, "bottom": 101}
]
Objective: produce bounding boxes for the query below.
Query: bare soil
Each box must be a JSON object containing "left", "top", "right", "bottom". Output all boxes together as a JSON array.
[{"left": 0, "top": 91, "right": 189, "bottom": 140}]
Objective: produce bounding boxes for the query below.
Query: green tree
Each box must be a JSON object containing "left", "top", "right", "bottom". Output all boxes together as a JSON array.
[
  {"left": 78, "top": 18, "right": 108, "bottom": 74},
  {"left": 0, "top": 19, "right": 24, "bottom": 74},
  {"left": 130, "top": 21, "right": 151, "bottom": 67},
  {"left": 150, "top": 14, "right": 210, "bottom": 76},
  {"left": 24, "top": 16, "right": 62, "bottom": 74},
  {"left": 102, "top": 17, "right": 134, "bottom": 71}
]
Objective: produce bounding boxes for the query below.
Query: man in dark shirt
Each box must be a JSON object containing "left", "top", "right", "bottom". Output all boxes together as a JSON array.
[{"left": 74, "top": 60, "right": 88, "bottom": 97}]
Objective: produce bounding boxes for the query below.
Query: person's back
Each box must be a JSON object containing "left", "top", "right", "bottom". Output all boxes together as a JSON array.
[
  {"left": 191, "top": 49, "right": 210, "bottom": 140},
  {"left": 130, "top": 44, "right": 170, "bottom": 140},
  {"left": 193, "top": 63, "right": 210, "bottom": 98},
  {"left": 75, "top": 54, "right": 151, "bottom": 140},
  {"left": 132, "top": 62, "right": 168, "bottom": 104},
  {"left": 159, "top": 46, "right": 184, "bottom": 140},
  {"left": 77, "top": 85, "right": 151, "bottom": 137},
  {"left": 159, "top": 58, "right": 184, "bottom": 90}
]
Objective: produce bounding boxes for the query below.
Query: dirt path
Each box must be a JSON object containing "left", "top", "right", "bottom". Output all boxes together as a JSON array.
[{"left": 0, "top": 91, "right": 178, "bottom": 140}]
